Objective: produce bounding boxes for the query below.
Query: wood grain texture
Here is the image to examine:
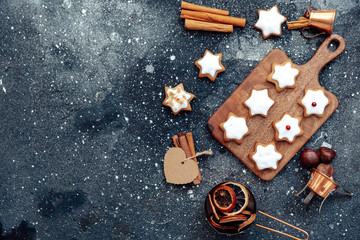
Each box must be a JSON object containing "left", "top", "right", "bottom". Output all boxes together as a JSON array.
[{"left": 207, "top": 35, "right": 345, "bottom": 181}]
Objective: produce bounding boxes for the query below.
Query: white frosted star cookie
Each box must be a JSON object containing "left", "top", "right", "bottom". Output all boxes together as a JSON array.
[
  {"left": 254, "top": 5, "right": 287, "bottom": 39},
  {"left": 243, "top": 89, "right": 275, "bottom": 117},
  {"left": 219, "top": 112, "right": 250, "bottom": 144},
  {"left": 249, "top": 142, "right": 283, "bottom": 170},
  {"left": 298, "top": 87, "right": 330, "bottom": 117},
  {"left": 267, "top": 59, "right": 301, "bottom": 92},
  {"left": 272, "top": 113, "right": 304, "bottom": 144},
  {"left": 163, "top": 83, "right": 195, "bottom": 115},
  {"left": 195, "top": 50, "right": 225, "bottom": 82}
]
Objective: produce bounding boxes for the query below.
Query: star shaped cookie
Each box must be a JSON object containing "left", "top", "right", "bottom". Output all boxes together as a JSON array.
[
  {"left": 267, "top": 59, "right": 301, "bottom": 92},
  {"left": 243, "top": 89, "right": 275, "bottom": 117},
  {"left": 163, "top": 83, "right": 195, "bottom": 115},
  {"left": 272, "top": 113, "right": 304, "bottom": 144},
  {"left": 254, "top": 5, "right": 287, "bottom": 39},
  {"left": 249, "top": 142, "right": 283, "bottom": 170},
  {"left": 219, "top": 112, "right": 250, "bottom": 144},
  {"left": 195, "top": 50, "right": 225, "bottom": 82},
  {"left": 298, "top": 87, "right": 330, "bottom": 117}
]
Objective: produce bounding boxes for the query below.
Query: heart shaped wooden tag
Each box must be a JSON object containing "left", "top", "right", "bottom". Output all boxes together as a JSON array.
[{"left": 164, "top": 147, "right": 199, "bottom": 184}]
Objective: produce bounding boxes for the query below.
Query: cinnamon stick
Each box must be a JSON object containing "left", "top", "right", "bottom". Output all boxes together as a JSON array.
[
  {"left": 186, "top": 132, "right": 201, "bottom": 183},
  {"left": 172, "top": 135, "right": 180, "bottom": 148},
  {"left": 287, "top": 17, "right": 310, "bottom": 29},
  {"left": 181, "top": 1, "right": 229, "bottom": 16},
  {"left": 178, "top": 133, "right": 192, "bottom": 158},
  {"left": 181, "top": 10, "right": 245, "bottom": 27},
  {"left": 185, "top": 19, "right": 233, "bottom": 33}
]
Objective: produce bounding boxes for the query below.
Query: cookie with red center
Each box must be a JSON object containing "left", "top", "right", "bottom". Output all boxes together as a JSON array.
[
  {"left": 298, "top": 87, "right": 331, "bottom": 117},
  {"left": 272, "top": 113, "right": 304, "bottom": 144}
]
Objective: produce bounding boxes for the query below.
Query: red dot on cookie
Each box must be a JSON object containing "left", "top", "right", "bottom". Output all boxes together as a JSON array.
[
  {"left": 312, "top": 102, "right": 317, "bottom": 107},
  {"left": 286, "top": 125, "right": 291, "bottom": 130}
]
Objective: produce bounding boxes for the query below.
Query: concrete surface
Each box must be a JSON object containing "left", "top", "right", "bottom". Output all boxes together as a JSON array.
[{"left": 0, "top": 0, "right": 359, "bottom": 239}]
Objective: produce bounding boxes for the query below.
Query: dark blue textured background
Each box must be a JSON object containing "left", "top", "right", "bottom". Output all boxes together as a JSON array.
[{"left": 0, "top": 0, "right": 359, "bottom": 239}]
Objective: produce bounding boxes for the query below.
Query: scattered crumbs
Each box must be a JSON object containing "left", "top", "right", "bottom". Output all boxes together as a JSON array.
[
  {"left": 242, "top": 169, "right": 246, "bottom": 174},
  {"left": 81, "top": 9, "right": 86, "bottom": 14},
  {"left": 145, "top": 64, "right": 155, "bottom": 73},
  {"left": 170, "top": 55, "right": 175, "bottom": 61},
  {"left": 124, "top": 116, "right": 129, "bottom": 122},
  {"left": 187, "top": 189, "right": 194, "bottom": 199},
  {"left": 294, "top": 168, "right": 299, "bottom": 172}
]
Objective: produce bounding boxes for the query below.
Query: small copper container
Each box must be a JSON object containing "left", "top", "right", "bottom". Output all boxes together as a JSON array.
[
  {"left": 295, "top": 168, "right": 353, "bottom": 212},
  {"left": 305, "top": 7, "right": 336, "bottom": 35},
  {"left": 307, "top": 168, "right": 339, "bottom": 198},
  {"left": 287, "top": 6, "right": 337, "bottom": 37}
]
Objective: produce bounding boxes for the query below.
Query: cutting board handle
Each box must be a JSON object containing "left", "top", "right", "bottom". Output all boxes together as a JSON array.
[{"left": 306, "top": 34, "right": 345, "bottom": 73}]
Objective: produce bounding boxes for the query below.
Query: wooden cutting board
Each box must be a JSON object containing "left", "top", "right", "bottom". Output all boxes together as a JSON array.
[{"left": 207, "top": 35, "right": 345, "bottom": 181}]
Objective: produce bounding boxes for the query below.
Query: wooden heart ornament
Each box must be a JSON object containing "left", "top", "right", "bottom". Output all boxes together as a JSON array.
[{"left": 164, "top": 147, "right": 199, "bottom": 184}]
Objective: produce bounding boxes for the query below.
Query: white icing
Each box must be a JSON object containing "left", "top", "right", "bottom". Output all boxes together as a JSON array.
[
  {"left": 165, "top": 87, "right": 192, "bottom": 113},
  {"left": 244, "top": 89, "right": 274, "bottom": 116},
  {"left": 274, "top": 114, "right": 301, "bottom": 142},
  {"left": 252, "top": 144, "right": 282, "bottom": 170},
  {"left": 197, "top": 51, "right": 223, "bottom": 77},
  {"left": 223, "top": 115, "right": 248, "bottom": 141},
  {"left": 271, "top": 62, "right": 299, "bottom": 88},
  {"left": 301, "top": 89, "right": 329, "bottom": 115},
  {"left": 255, "top": 6, "right": 286, "bottom": 38}
]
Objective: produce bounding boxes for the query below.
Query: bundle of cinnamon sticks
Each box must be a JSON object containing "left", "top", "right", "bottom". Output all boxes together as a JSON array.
[
  {"left": 172, "top": 132, "right": 201, "bottom": 184},
  {"left": 180, "top": 1, "right": 246, "bottom": 33}
]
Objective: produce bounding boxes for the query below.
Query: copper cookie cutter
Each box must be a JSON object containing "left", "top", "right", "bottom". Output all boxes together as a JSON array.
[
  {"left": 287, "top": 6, "right": 336, "bottom": 38},
  {"left": 205, "top": 181, "right": 309, "bottom": 240},
  {"left": 294, "top": 168, "right": 353, "bottom": 212}
]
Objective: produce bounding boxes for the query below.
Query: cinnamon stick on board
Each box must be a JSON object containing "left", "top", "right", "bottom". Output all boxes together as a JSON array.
[
  {"left": 181, "top": 10, "right": 246, "bottom": 27},
  {"left": 181, "top": 1, "right": 229, "bottom": 16},
  {"left": 185, "top": 19, "right": 233, "bottom": 33}
]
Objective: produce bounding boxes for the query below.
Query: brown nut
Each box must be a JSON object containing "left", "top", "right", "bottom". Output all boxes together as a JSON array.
[
  {"left": 300, "top": 149, "right": 320, "bottom": 168},
  {"left": 317, "top": 163, "right": 334, "bottom": 178},
  {"left": 318, "top": 147, "right": 336, "bottom": 163}
]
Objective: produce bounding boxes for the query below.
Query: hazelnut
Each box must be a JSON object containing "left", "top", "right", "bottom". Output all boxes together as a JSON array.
[
  {"left": 318, "top": 147, "right": 336, "bottom": 163},
  {"left": 317, "top": 163, "right": 334, "bottom": 178},
  {"left": 300, "top": 149, "right": 320, "bottom": 168}
]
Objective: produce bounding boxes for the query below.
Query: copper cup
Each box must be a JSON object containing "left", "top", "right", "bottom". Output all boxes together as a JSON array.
[
  {"left": 307, "top": 169, "right": 339, "bottom": 198},
  {"left": 305, "top": 6, "right": 336, "bottom": 35}
]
